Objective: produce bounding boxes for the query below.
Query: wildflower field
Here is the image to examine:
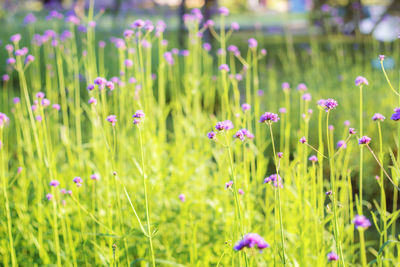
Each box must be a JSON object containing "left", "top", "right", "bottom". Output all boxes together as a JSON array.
[{"left": 2, "top": 3, "right": 400, "bottom": 267}]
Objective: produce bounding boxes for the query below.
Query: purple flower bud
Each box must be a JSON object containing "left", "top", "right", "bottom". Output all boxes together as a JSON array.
[
  {"left": 358, "top": 136, "right": 371, "bottom": 145},
  {"left": 46, "top": 193, "right": 53, "bottom": 200},
  {"left": 73, "top": 176, "right": 83, "bottom": 184},
  {"left": 238, "top": 189, "right": 244, "bottom": 195},
  {"left": 219, "top": 64, "right": 230, "bottom": 72},
  {"left": 106, "top": 115, "right": 117, "bottom": 126},
  {"left": 302, "top": 93, "right": 311, "bottom": 101},
  {"left": 248, "top": 38, "right": 258, "bottom": 48},
  {"left": 372, "top": 113, "right": 385, "bottom": 121},
  {"left": 13, "top": 97, "right": 20, "bottom": 104},
  {"left": 10, "top": 34, "right": 21, "bottom": 43},
  {"left": 353, "top": 215, "right": 371, "bottom": 229},
  {"left": 133, "top": 110, "right": 145, "bottom": 118},
  {"left": 87, "top": 84, "right": 95, "bottom": 91},
  {"left": 49, "top": 180, "right": 60, "bottom": 187},
  {"left": 344, "top": 120, "right": 350, "bottom": 126},
  {"left": 99, "top": 41, "right": 106, "bottom": 48},
  {"left": 327, "top": 252, "right": 339, "bottom": 261},
  {"left": 355, "top": 76, "right": 368, "bottom": 86},
  {"left": 207, "top": 131, "right": 216, "bottom": 140},
  {"left": 178, "top": 193, "right": 186, "bottom": 202},
  {"left": 90, "top": 174, "right": 99, "bottom": 181},
  {"left": 88, "top": 97, "right": 97, "bottom": 105},
  {"left": 324, "top": 99, "right": 338, "bottom": 111},
  {"left": 106, "top": 81, "right": 115, "bottom": 91},
  {"left": 391, "top": 108, "right": 400, "bottom": 121},
  {"left": 279, "top": 107, "right": 287, "bottom": 114},
  {"left": 41, "top": 98, "right": 50, "bottom": 107},
  {"left": 52, "top": 104, "right": 60, "bottom": 110},
  {"left": 349, "top": 128, "right": 356, "bottom": 135},
  {"left": 300, "top": 137, "right": 307, "bottom": 144},
  {"left": 297, "top": 83, "right": 307, "bottom": 91},
  {"left": 241, "top": 103, "right": 251, "bottom": 112},
  {"left": 337, "top": 140, "right": 346, "bottom": 149},
  {"left": 2, "top": 74, "right": 9, "bottom": 81},
  {"left": 219, "top": 7, "right": 229, "bottom": 16},
  {"left": 233, "top": 233, "right": 269, "bottom": 251},
  {"left": 309, "top": 155, "right": 318, "bottom": 162},
  {"left": 225, "top": 181, "right": 233, "bottom": 189},
  {"left": 231, "top": 22, "right": 240, "bottom": 30},
  {"left": 264, "top": 174, "right": 283, "bottom": 188},
  {"left": 277, "top": 152, "right": 283, "bottom": 158}
]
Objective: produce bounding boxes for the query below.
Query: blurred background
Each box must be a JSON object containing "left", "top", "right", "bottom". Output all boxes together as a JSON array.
[{"left": 0, "top": 0, "right": 399, "bottom": 43}]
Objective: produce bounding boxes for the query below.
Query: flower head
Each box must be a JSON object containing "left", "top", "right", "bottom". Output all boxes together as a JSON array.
[
  {"left": 353, "top": 215, "right": 371, "bottom": 230},
  {"left": 241, "top": 103, "right": 251, "bottom": 112},
  {"left": 49, "top": 180, "right": 60, "bottom": 187},
  {"left": 233, "top": 233, "right": 269, "bottom": 251},
  {"left": 219, "top": 64, "right": 230, "bottom": 72},
  {"left": 379, "top": 55, "right": 385, "bottom": 61},
  {"left": 297, "top": 83, "right": 307, "bottom": 91},
  {"left": 309, "top": 155, "right": 318, "bottom": 162},
  {"left": 337, "top": 140, "right": 347, "bottom": 149},
  {"left": 327, "top": 252, "right": 339, "bottom": 261},
  {"left": 234, "top": 129, "right": 254, "bottom": 141},
  {"left": 88, "top": 97, "right": 97, "bottom": 105},
  {"left": 106, "top": 115, "right": 117, "bottom": 126},
  {"left": 299, "top": 136, "right": 307, "bottom": 144},
  {"left": 179, "top": 194, "right": 186, "bottom": 202},
  {"left": 248, "top": 38, "right": 258, "bottom": 48},
  {"left": 46, "top": 193, "right": 53, "bottom": 200},
  {"left": 207, "top": 131, "right": 216, "bottom": 140},
  {"left": 302, "top": 93, "right": 311, "bottom": 101},
  {"left": 0, "top": 113, "right": 10, "bottom": 128},
  {"left": 215, "top": 120, "right": 234, "bottom": 131},
  {"left": 260, "top": 112, "right": 279, "bottom": 123},
  {"left": 133, "top": 110, "right": 145, "bottom": 119},
  {"left": 324, "top": 98, "right": 338, "bottom": 111},
  {"left": 225, "top": 181, "right": 233, "bottom": 189},
  {"left": 349, "top": 128, "right": 356, "bottom": 135},
  {"left": 372, "top": 113, "right": 385, "bottom": 122},
  {"left": 218, "top": 7, "right": 229, "bottom": 16},
  {"left": 391, "top": 108, "right": 400, "bottom": 121},
  {"left": 264, "top": 174, "right": 283, "bottom": 188},
  {"left": 358, "top": 136, "right": 371, "bottom": 145},
  {"left": 90, "top": 174, "right": 99, "bottom": 181},
  {"left": 355, "top": 76, "right": 368, "bottom": 86}
]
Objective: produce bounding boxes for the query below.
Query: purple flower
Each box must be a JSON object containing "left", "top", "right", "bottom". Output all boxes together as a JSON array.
[
  {"left": 225, "top": 181, "right": 233, "bottom": 189},
  {"left": 46, "top": 193, "right": 53, "bottom": 200},
  {"left": 41, "top": 99, "right": 50, "bottom": 107},
  {"left": 327, "top": 252, "right": 339, "bottom": 261},
  {"left": 238, "top": 189, "right": 244, "bottom": 195},
  {"left": 329, "top": 125, "right": 334, "bottom": 131},
  {"left": 2, "top": 74, "right": 9, "bottom": 81},
  {"left": 353, "top": 215, "right": 371, "bottom": 230},
  {"left": 52, "top": 104, "right": 60, "bottom": 110},
  {"left": 73, "top": 176, "right": 83, "bottom": 184},
  {"left": 0, "top": 113, "right": 10, "bottom": 128},
  {"left": 279, "top": 107, "right": 287, "bottom": 114},
  {"left": 309, "top": 155, "right": 318, "bottom": 162},
  {"left": 259, "top": 112, "right": 279, "bottom": 123},
  {"left": 337, "top": 140, "right": 347, "bottom": 149},
  {"left": 13, "top": 97, "right": 20, "bottom": 104},
  {"left": 355, "top": 76, "right": 368, "bottom": 86},
  {"left": 164, "top": 52, "right": 174, "bottom": 65},
  {"left": 358, "top": 136, "right": 371, "bottom": 145},
  {"left": 372, "top": 113, "right": 385, "bottom": 122},
  {"left": 324, "top": 98, "right": 338, "bottom": 111},
  {"left": 179, "top": 194, "right": 186, "bottom": 202},
  {"left": 233, "top": 233, "right": 269, "bottom": 251},
  {"left": 264, "top": 174, "right": 283, "bottom": 188},
  {"left": 344, "top": 120, "right": 350, "bottom": 126},
  {"left": 231, "top": 22, "right": 240, "bottom": 31},
  {"left": 241, "top": 103, "right": 251, "bottom": 112},
  {"left": 215, "top": 120, "right": 234, "bottom": 131},
  {"left": 299, "top": 137, "right": 307, "bottom": 144},
  {"left": 302, "top": 93, "right": 311, "bottom": 101},
  {"left": 7, "top": 58, "right": 16, "bottom": 65},
  {"left": 133, "top": 110, "right": 145, "bottom": 119},
  {"left": 133, "top": 19, "right": 145, "bottom": 28},
  {"left": 88, "top": 97, "right": 97, "bottom": 105},
  {"left": 297, "top": 83, "right": 307, "bottom": 91},
  {"left": 391, "top": 108, "right": 400, "bottom": 121},
  {"left": 207, "top": 131, "right": 216, "bottom": 140},
  {"left": 87, "top": 84, "right": 95, "bottom": 91},
  {"left": 90, "top": 174, "right": 99, "bottom": 181},
  {"left": 248, "top": 38, "right": 258, "bottom": 48},
  {"left": 349, "top": 128, "right": 356, "bottom": 135},
  {"left": 203, "top": 43, "right": 211, "bottom": 51},
  {"left": 124, "top": 59, "right": 133, "bottom": 68},
  {"left": 234, "top": 129, "right": 254, "bottom": 141},
  {"left": 99, "top": 41, "right": 106, "bottom": 48},
  {"left": 10, "top": 34, "right": 21, "bottom": 43},
  {"left": 219, "top": 64, "right": 230, "bottom": 72},
  {"left": 24, "top": 13, "right": 37, "bottom": 25},
  {"left": 379, "top": 55, "right": 385, "bottom": 61},
  {"left": 106, "top": 115, "right": 117, "bottom": 126},
  {"left": 106, "top": 81, "right": 115, "bottom": 91},
  {"left": 49, "top": 180, "right": 60, "bottom": 187},
  {"left": 218, "top": 7, "right": 229, "bottom": 16},
  {"left": 277, "top": 152, "right": 283, "bottom": 158}
]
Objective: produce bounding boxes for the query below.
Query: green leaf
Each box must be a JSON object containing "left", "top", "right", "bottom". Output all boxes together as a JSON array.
[{"left": 378, "top": 240, "right": 400, "bottom": 255}]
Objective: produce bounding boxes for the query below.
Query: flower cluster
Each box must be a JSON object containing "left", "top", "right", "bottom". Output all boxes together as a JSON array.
[
  {"left": 0, "top": 113, "right": 10, "bottom": 128},
  {"left": 263, "top": 174, "right": 283, "bottom": 188},
  {"left": 234, "top": 129, "right": 254, "bottom": 141},
  {"left": 106, "top": 115, "right": 117, "bottom": 126},
  {"left": 323, "top": 98, "right": 338, "bottom": 111},
  {"left": 355, "top": 76, "right": 368, "bottom": 86},
  {"left": 372, "top": 113, "right": 385, "bottom": 122},
  {"left": 352, "top": 215, "right": 371, "bottom": 230},
  {"left": 233, "top": 233, "right": 269, "bottom": 251},
  {"left": 358, "top": 136, "right": 371, "bottom": 145},
  {"left": 133, "top": 110, "right": 145, "bottom": 125},
  {"left": 391, "top": 108, "right": 400, "bottom": 121},
  {"left": 259, "top": 112, "right": 279, "bottom": 123},
  {"left": 215, "top": 120, "right": 234, "bottom": 131}
]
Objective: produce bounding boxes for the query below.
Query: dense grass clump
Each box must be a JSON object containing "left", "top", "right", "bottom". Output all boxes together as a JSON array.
[{"left": 2, "top": 3, "right": 400, "bottom": 267}]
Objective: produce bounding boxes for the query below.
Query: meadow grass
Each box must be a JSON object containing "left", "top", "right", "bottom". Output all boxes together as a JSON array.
[{"left": 1, "top": 5, "right": 400, "bottom": 267}]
